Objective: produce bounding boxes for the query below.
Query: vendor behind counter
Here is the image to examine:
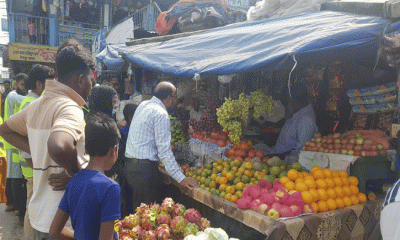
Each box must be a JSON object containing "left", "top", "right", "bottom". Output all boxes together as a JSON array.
[{"left": 254, "top": 86, "right": 319, "bottom": 163}]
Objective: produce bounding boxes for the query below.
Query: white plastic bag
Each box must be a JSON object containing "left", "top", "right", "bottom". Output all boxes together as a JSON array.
[{"left": 205, "top": 228, "right": 229, "bottom": 240}]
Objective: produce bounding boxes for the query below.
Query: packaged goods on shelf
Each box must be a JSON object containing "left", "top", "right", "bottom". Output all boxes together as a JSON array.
[
  {"left": 375, "top": 91, "right": 397, "bottom": 103},
  {"left": 349, "top": 96, "right": 376, "bottom": 105},
  {"left": 370, "top": 82, "right": 397, "bottom": 95},
  {"left": 346, "top": 87, "right": 374, "bottom": 97},
  {"left": 375, "top": 102, "right": 398, "bottom": 112},
  {"left": 352, "top": 104, "right": 378, "bottom": 113},
  {"left": 347, "top": 82, "right": 396, "bottom": 98}
]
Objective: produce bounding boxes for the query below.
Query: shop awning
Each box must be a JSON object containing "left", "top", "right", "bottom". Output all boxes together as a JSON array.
[
  {"left": 97, "top": 11, "right": 400, "bottom": 77},
  {"left": 96, "top": 44, "right": 126, "bottom": 72}
]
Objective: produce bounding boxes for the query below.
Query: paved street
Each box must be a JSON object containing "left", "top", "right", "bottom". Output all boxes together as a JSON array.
[{"left": 0, "top": 203, "right": 24, "bottom": 240}]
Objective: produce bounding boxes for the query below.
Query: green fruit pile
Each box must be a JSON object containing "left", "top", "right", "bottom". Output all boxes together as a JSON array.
[
  {"left": 183, "top": 158, "right": 273, "bottom": 203},
  {"left": 171, "top": 122, "right": 189, "bottom": 144}
]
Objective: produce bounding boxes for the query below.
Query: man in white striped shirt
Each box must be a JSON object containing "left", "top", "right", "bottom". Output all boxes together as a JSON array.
[{"left": 125, "top": 81, "right": 198, "bottom": 210}]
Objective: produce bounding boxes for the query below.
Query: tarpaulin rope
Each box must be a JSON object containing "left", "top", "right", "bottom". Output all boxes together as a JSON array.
[{"left": 287, "top": 53, "right": 298, "bottom": 98}]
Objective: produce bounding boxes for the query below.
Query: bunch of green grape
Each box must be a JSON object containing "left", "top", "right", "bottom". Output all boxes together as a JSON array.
[
  {"left": 224, "top": 121, "right": 242, "bottom": 144},
  {"left": 216, "top": 95, "right": 250, "bottom": 144},
  {"left": 249, "top": 91, "right": 279, "bottom": 119},
  {"left": 216, "top": 91, "right": 279, "bottom": 144}
]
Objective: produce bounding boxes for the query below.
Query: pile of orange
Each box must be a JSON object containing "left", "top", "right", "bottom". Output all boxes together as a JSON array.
[{"left": 280, "top": 166, "right": 367, "bottom": 213}]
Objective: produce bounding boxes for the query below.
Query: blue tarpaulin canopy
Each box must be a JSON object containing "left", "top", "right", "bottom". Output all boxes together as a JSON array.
[
  {"left": 96, "top": 44, "right": 126, "bottom": 72},
  {"left": 96, "top": 11, "right": 400, "bottom": 77}
]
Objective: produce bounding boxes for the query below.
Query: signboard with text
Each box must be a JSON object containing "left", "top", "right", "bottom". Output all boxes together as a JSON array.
[{"left": 9, "top": 43, "right": 58, "bottom": 63}]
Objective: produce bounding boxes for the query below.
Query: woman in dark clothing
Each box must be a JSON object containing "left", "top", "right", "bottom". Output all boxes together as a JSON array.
[
  {"left": 119, "top": 104, "right": 138, "bottom": 164},
  {"left": 118, "top": 104, "right": 137, "bottom": 217},
  {"left": 87, "top": 85, "right": 119, "bottom": 121}
]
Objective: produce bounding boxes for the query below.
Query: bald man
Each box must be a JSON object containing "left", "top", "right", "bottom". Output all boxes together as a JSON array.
[{"left": 124, "top": 82, "right": 198, "bottom": 210}]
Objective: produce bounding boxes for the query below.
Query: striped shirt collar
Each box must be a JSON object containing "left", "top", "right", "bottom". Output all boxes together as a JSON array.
[
  {"left": 150, "top": 96, "right": 167, "bottom": 112},
  {"left": 44, "top": 80, "right": 86, "bottom": 106}
]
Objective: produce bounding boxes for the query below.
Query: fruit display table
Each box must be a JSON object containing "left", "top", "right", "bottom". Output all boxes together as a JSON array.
[{"left": 160, "top": 168, "right": 383, "bottom": 240}]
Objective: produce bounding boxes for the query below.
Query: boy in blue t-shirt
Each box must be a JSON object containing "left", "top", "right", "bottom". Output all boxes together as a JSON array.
[{"left": 49, "top": 112, "right": 121, "bottom": 240}]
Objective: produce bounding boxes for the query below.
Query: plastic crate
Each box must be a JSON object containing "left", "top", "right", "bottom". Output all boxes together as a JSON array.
[{"left": 350, "top": 156, "right": 394, "bottom": 194}]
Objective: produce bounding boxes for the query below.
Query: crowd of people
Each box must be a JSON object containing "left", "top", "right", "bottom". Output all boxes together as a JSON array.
[{"left": 0, "top": 39, "right": 197, "bottom": 240}]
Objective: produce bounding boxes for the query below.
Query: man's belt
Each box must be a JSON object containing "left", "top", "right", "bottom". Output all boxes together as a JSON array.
[{"left": 126, "top": 158, "right": 157, "bottom": 164}]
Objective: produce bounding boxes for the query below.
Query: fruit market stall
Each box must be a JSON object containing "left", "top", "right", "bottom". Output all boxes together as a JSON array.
[
  {"left": 159, "top": 166, "right": 383, "bottom": 240},
  {"left": 98, "top": 10, "right": 400, "bottom": 240}
]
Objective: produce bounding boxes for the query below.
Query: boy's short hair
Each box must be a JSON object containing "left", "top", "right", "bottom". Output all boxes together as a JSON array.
[
  {"left": 27, "top": 64, "right": 55, "bottom": 90},
  {"left": 85, "top": 112, "right": 121, "bottom": 157}
]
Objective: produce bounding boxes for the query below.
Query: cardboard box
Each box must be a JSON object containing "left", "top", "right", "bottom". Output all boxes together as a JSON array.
[{"left": 391, "top": 123, "right": 400, "bottom": 138}]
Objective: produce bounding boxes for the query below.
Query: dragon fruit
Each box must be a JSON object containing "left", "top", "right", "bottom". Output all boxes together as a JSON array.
[
  {"left": 117, "top": 220, "right": 123, "bottom": 231},
  {"left": 198, "top": 218, "right": 210, "bottom": 231},
  {"left": 136, "top": 203, "right": 150, "bottom": 216},
  {"left": 149, "top": 203, "right": 160, "bottom": 213},
  {"left": 119, "top": 229, "right": 131, "bottom": 238},
  {"left": 183, "top": 223, "right": 199, "bottom": 237},
  {"left": 155, "top": 224, "right": 172, "bottom": 240},
  {"left": 141, "top": 212, "right": 157, "bottom": 231},
  {"left": 248, "top": 185, "right": 261, "bottom": 199},
  {"left": 172, "top": 203, "right": 186, "bottom": 217},
  {"left": 130, "top": 226, "right": 144, "bottom": 239},
  {"left": 279, "top": 205, "right": 294, "bottom": 218},
  {"left": 184, "top": 209, "right": 202, "bottom": 225},
  {"left": 171, "top": 233, "right": 184, "bottom": 240},
  {"left": 121, "top": 214, "right": 139, "bottom": 229},
  {"left": 170, "top": 216, "right": 186, "bottom": 233},
  {"left": 161, "top": 197, "right": 175, "bottom": 213},
  {"left": 250, "top": 199, "right": 262, "bottom": 210},
  {"left": 156, "top": 212, "right": 171, "bottom": 225},
  {"left": 121, "top": 216, "right": 135, "bottom": 229},
  {"left": 142, "top": 230, "right": 157, "bottom": 240},
  {"left": 121, "top": 236, "right": 134, "bottom": 240},
  {"left": 273, "top": 180, "right": 286, "bottom": 192}
]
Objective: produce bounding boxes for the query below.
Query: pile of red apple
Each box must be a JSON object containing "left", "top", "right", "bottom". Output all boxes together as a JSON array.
[
  {"left": 191, "top": 131, "right": 231, "bottom": 148},
  {"left": 224, "top": 140, "right": 269, "bottom": 162},
  {"left": 303, "top": 130, "right": 390, "bottom": 157},
  {"left": 236, "top": 179, "right": 313, "bottom": 219}
]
